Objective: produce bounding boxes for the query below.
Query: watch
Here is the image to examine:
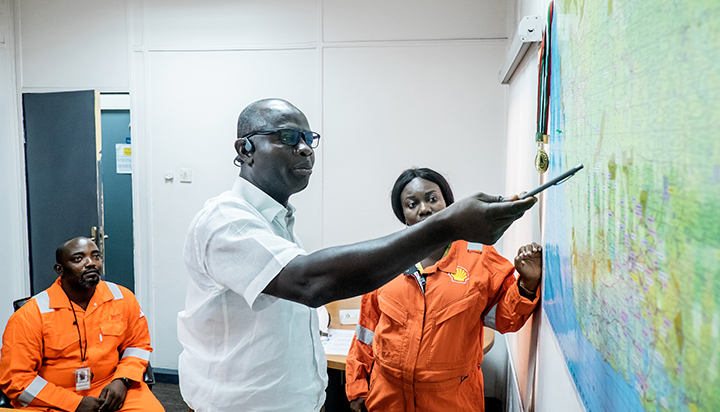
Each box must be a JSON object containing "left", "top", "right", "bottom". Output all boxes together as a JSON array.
[{"left": 119, "top": 377, "right": 132, "bottom": 389}]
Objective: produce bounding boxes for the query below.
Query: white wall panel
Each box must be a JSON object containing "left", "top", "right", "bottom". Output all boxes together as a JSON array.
[
  {"left": 143, "top": 50, "right": 320, "bottom": 367},
  {"left": 323, "top": 0, "right": 507, "bottom": 42},
  {"left": 0, "top": 0, "right": 29, "bottom": 337},
  {"left": 322, "top": 42, "right": 507, "bottom": 247},
  {"left": 18, "top": 0, "right": 128, "bottom": 90},
  {"left": 144, "top": 0, "right": 317, "bottom": 49}
]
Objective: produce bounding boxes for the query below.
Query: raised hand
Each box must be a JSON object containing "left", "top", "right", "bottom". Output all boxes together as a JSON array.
[{"left": 514, "top": 242, "right": 543, "bottom": 292}]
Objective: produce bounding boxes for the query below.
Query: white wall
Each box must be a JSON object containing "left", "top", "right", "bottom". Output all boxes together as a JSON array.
[
  {"left": 0, "top": 0, "right": 29, "bottom": 337},
  {"left": 502, "top": 0, "right": 585, "bottom": 411},
  {"left": 16, "top": 0, "right": 129, "bottom": 91},
  {"left": 2, "top": 0, "right": 527, "bottom": 402}
]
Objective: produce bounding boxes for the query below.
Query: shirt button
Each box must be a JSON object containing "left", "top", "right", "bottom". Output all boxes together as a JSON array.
[{"left": 94, "top": 303, "right": 97, "bottom": 306}]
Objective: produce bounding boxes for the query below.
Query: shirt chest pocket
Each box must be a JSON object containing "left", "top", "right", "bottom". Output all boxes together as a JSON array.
[
  {"left": 375, "top": 294, "right": 409, "bottom": 367},
  {"left": 426, "top": 291, "right": 482, "bottom": 367},
  {"left": 44, "top": 331, "right": 79, "bottom": 361},
  {"left": 99, "top": 321, "right": 125, "bottom": 349}
]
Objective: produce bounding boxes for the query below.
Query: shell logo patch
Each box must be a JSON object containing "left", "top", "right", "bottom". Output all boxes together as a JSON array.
[{"left": 448, "top": 266, "right": 469, "bottom": 284}]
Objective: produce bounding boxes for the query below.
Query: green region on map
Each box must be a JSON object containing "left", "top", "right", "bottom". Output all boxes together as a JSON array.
[{"left": 546, "top": 0, "right": 720, "bottom": 411}]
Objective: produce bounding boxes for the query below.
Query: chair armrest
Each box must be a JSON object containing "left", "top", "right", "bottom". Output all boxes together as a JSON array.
[{"left": 143, "top": 362, "right": 156, "bottom": 389}]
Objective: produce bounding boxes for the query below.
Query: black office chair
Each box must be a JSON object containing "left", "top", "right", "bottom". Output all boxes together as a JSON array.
[{"left": 0, "top": 297, "right": 156, "bottom": 408}]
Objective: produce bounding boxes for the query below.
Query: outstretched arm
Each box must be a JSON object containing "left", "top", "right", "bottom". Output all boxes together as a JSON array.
[{"left": 265, "top": 193, "right": 537, "bottom": 307}]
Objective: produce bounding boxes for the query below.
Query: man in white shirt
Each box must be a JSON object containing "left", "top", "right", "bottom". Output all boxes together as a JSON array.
[{"left": 177, "top": 98, "right": 537, "bottom": 412}]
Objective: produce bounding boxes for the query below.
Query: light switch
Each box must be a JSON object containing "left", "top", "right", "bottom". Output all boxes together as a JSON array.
[{"left": 179, "top": 168, "right": 192, "bottom": 183}]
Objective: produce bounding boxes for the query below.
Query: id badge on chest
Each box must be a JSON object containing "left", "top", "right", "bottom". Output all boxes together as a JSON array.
[{"left": 74, "top": 366, "right": 91, "bottom": 391}]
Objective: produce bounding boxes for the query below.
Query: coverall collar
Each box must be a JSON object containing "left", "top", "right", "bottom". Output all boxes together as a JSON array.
[
  {"left": 409, "top": 240, "right": 469, "bottom": 276},
  {"left": 46, "top": 278, "right": 117, "bottom": 315}
]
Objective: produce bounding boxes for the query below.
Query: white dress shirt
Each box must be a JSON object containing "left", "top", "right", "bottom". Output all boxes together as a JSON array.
[{"left": 177, "top": 177, "right": 327, "bottom": 412}]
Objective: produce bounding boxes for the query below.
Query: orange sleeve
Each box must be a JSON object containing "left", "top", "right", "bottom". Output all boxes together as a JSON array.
[
  {"left": 345, "top": 291, "right": 380, "bottom": 402},
  {"left": 481, "top": 246, "right": 539, "bottom": 333},
  {"left": 0, "top": 301, "right": 83, "bottom": 412},
  {"left": 113, "top": 287, "right": 153, "bottom": 383}
]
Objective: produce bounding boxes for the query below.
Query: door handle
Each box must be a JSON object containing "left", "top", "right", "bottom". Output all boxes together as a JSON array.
[{"left": 90, "top": 226, "right": 109, "bottom": 242}]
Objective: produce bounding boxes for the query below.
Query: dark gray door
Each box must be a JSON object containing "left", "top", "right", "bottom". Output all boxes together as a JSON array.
[
  {"left": 23, "top": 90, "right": 104, "bottom": 294},
  {"left": 100, "top": 110, "right": 134, "bottom": 292}
]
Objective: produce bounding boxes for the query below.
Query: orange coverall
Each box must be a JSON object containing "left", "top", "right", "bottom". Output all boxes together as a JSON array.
[
  {"left": 0, "top": 279, "right": 163, "bottom": 411},
  {"left": 345, "top": 241, "right": 539, "bottom": 412}
]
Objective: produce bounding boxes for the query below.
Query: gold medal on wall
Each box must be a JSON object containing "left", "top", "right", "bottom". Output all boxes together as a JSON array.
[
  {"left": 535, "top": 146, "right": 549, "bottom": 173},
  {"left": 535, "top": 133, "right": 549, "bottom": 173}
]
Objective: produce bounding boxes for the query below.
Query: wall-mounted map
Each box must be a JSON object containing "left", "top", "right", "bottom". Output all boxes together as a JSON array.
[{"left": 544, "top": 1, "right": 720, "bottom": 411}]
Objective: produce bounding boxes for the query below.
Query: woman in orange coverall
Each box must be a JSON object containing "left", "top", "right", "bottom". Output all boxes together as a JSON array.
[{"left": 345, "top": 168, "right": 542, "bottom": 412}]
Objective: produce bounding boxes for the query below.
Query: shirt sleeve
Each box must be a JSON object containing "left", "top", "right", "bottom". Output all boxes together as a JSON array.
[
  {"left": 345, "top": 292, "right": 380, "bottom": 402},
  {"left": 113, "top": 287, "right": 153, "bottom": 384},
  {"left": 0, "top": 301, "right": 83, "bottom": 412},
  {"left": 188, "top": 203, "right": 305, "bottom": 312},
  {"left": 480, "top": 246, "right": 539, "bottom": 333}
]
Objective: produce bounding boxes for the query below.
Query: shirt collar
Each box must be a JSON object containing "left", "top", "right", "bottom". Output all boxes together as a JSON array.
[{"left": 231, "top": 177, "right": 297, "bottom": 226}]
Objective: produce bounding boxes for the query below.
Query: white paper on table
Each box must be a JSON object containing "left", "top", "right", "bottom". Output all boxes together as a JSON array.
[{"left": 321, "top": 328, "right": 355, "bottom": 356}]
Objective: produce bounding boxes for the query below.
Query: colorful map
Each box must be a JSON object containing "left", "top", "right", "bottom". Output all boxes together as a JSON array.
[{"left": 544, "top": 1, "right": 720, "bottom": 411}]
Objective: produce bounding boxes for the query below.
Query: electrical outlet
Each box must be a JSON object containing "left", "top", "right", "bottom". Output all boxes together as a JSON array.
[{"left": 339, "top": 309, "right": 360, "bottom": 325}]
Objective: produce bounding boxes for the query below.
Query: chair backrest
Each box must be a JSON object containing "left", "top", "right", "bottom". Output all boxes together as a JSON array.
[{"left": 13, "top": 297, "right": 31, "bottom": 312}]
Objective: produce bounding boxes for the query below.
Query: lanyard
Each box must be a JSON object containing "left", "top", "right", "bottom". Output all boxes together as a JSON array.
[
  {"left": 66, "top": 295, "right": 88, "bottom": 363},
  {"left": 535, "top": 1, "right": 554, "bottom": 173},
  {"left": 414, "top": 245, "right": 452, "bottom": 293},
  {"left": 415, "top": 244, "right": 452, "bottom": 273},
  {"left": 536, "top": 1, "right": 554, "bottom": 141}
]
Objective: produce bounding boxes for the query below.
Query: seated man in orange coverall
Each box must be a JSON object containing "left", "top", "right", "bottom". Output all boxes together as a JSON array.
[
  {"left": 0, "top": 237, "right": 164, "bottom": 412},
  {"left": 345, "top": 168, "right": 542, "bottom": 412}
]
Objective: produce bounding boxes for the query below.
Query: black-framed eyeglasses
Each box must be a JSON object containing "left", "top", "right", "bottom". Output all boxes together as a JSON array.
[{"left": 242, "top": 129, "right": 321, "bottom": 149}]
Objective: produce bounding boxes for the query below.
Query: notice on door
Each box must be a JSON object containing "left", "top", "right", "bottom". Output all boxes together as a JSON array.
[{"left": 116, "top": 144, "right": 132, "bottom": 174}]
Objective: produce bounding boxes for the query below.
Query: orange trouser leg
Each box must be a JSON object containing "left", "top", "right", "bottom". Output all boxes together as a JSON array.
[{"left": 118, "top": 382, "right": 165, "bottom": 412}]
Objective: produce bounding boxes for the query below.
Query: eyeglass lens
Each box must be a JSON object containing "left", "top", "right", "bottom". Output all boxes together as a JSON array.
[{"left": 278, "top": 130, "right": 319, "bottom": 148}]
